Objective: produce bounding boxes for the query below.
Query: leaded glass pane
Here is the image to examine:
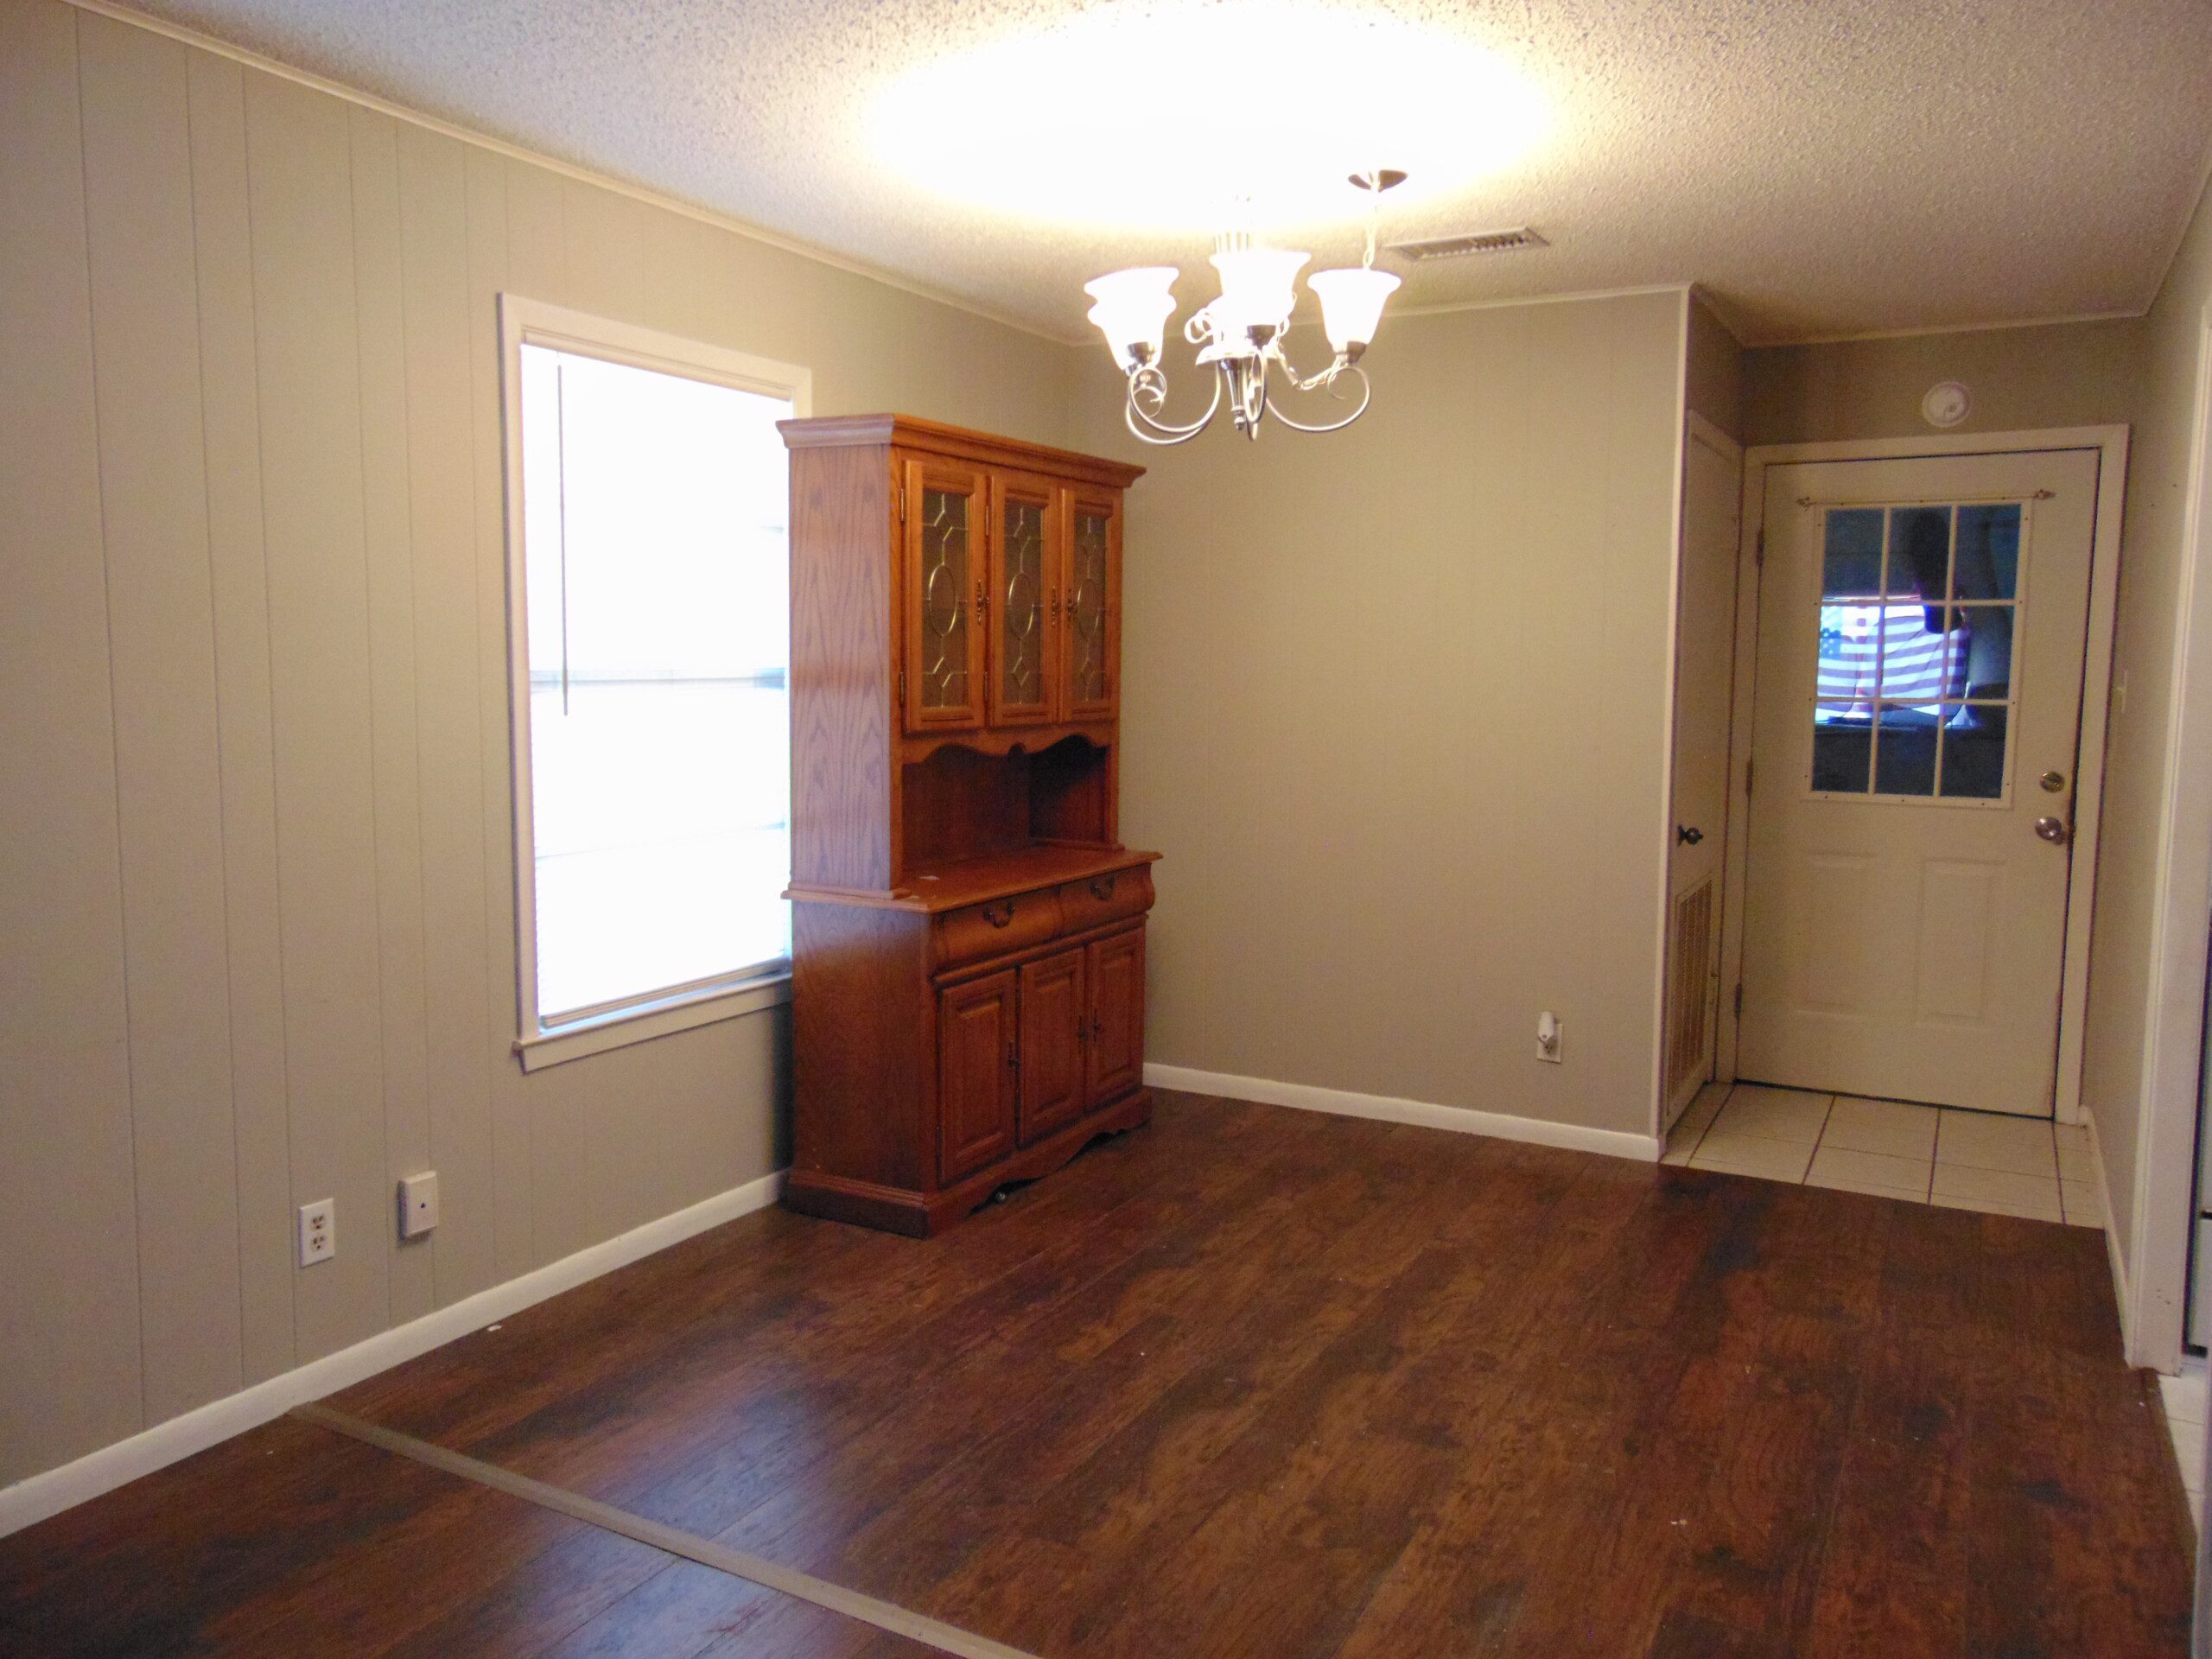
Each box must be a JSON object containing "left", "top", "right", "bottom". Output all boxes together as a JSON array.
[
  {"left": 1001, "top": 498, "right": 1045, "bottom": 707},
  {"left": 1070, "top": 508, "right": 1109, "bottom": 703},
  {"left": 918, "top": 488, "right": 969, "bottom": 709}
]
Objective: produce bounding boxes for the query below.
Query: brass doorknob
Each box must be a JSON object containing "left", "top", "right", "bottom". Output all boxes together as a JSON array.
[{"left": 2034, "top": 817, "right": 2069, "bottom": 845}]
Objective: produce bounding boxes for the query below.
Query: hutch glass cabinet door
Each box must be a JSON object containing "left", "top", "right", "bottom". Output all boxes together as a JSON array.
[
  {"left": 989, "top": 471, "right": 1060, "bottom": 726},
  {"left": 902, "top": 456, "right": 988, "bottom": 731},
  {"left": 1063, "top": 490, "right": 1120, "bottom": 720}
]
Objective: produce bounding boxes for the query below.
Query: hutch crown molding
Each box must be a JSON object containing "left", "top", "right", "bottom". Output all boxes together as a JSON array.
[{"left": 780, "top": 414, "right": 1156, "bottom": 1236}]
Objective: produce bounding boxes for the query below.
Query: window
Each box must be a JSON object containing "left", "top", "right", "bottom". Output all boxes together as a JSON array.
[
  {"left": 1808, "top": 501, "right": 2023, "bottom": 802},
  {"left": 499, "top": 298, "right": 810, "bottom": 1068}
]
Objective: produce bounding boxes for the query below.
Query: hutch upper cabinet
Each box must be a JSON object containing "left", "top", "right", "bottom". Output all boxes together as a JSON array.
[{"left": 780, "top": 415, "right": 1154, "bottom": 1236}]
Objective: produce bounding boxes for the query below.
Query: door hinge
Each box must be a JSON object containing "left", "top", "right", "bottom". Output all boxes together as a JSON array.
[
  {"left": 895, "top": 477, "right": 906, "bottom": 524},
  {"left": 1745, "top": 756, "right": 1755, "bottom": 796},
  {"left": 898, "top": 667, "right": 906, "bottom": 705},
  {"left": 1733, "top": 982, "right": 1745, "bottom": 1020},
  {"left": 1007, "top": 1039, "right": 1020, "bottom": 1073},
  {"left": 1754, "top": 527, "right": 1765, "bottom": 569}
]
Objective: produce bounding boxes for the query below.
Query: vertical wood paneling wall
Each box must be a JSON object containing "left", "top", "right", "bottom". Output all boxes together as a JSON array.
[{"left": 0, "top": 0, "right": 1077, "bottom": 1489}]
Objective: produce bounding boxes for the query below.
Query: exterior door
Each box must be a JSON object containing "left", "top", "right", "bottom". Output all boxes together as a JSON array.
[
  {"left": 902, "top": 455, "right": 988, "bottom": 733},
  {"left": 1738, "top": 448, "right": 2099, "bottom": 1116},
  {"left": 1084, "top": 928, "right": 1145, "bottom": 1105},
  {"left": 938, "top": 970, "right": 1017, "bottom": 1181},
  {"left": 988, "top": 471, "right": 1059, "bottom": 726},
  {"left": 1663, "top": 418, "right": 1741, "bottom": 1128},
  {"left": 1062, "top": 489, "right": 1120, "bottom": 721},
  {"left": 1016, "top": 948, "right": 1086, "bottom": 1144}
]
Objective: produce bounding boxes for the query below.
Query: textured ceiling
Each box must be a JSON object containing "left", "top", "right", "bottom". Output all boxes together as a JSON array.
[{"left": 122, "top": 0, "right": 2212, "bottom": 345}]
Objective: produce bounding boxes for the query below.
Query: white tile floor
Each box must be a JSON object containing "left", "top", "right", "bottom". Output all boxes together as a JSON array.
[{"left": 1663, "top": 1081, "right": 2100, "bottom": 1229}]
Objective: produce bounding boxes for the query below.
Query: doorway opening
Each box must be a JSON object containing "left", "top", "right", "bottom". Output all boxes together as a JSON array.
[{"left": 1662, "top": 429, "right": 2129, "bottom": 1145}]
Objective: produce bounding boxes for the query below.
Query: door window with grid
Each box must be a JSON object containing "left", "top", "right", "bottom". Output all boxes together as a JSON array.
[{"left": 1809, "top": 502, "right": 2023, "bottom": 802}]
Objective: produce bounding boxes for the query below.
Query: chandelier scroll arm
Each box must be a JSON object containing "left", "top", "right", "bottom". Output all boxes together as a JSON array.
[
  {"left": 1262, "top": 361, "right": 1372, "bottom": 435},
  {"left": 1122, "top": 365, "right": 1222, "bottom": 447}
]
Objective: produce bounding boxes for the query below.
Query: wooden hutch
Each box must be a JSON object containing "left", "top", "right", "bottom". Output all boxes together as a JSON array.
[{"left": 779, "top": 414, "right": 1155, "bottom": 1236}]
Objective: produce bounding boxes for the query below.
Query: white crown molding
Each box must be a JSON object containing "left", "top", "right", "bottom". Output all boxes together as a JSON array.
[
  {"left": 0, "top": 1168, "right": 786, "bottom": 1538},
  {"left": 1146, "top": 1064, "right": 1662, "bottom": 1163},
  {"left": 1743, "top": 307, "right": 2146, "bottom": 351},
  {"left": 1383, "top": 281, "right": 1694, "bottom": 322}
]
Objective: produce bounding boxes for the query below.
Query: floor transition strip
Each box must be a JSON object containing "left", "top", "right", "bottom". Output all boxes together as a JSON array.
[{"left": 289, "top": 1402, "right": 1040, "bottom": 1659}]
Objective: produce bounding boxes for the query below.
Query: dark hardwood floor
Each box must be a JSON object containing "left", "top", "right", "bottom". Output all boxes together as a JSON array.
[{"left": 0, "top": 1091, "right": 2193, "bottom": 1657}]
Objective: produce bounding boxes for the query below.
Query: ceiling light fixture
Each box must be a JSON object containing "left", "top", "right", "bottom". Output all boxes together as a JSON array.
[{"left": 1086, "top": 170, "right": 1405, "bottom": 445}]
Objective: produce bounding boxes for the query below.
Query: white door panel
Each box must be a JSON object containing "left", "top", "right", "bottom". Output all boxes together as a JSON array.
[
  {"left": 1664, "top": 422, "right": 1741, "bottom": 1126},
  {"left": 1738, "top": 449, "right": 2097, "bottom": 1116}
]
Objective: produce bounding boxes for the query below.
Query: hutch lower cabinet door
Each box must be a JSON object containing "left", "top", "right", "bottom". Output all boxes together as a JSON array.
[
  {"left": 1086, "top": 928, "right": 1147, "bottom": 1106},
  {"left": 938, "top": 970, "right": 1019, "bottom": 1183},
  {"left": 1016, "top": 949, "right": 1088, "bottom": 1146}
]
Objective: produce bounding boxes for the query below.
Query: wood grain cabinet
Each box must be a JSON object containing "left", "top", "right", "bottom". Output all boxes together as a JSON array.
[{"left": 780, "top": 415, "right": 1155, "bottom": 1236}]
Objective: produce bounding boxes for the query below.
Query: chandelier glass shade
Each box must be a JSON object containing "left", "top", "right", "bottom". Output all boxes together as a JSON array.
[{"left": 1084, "top": 174, "right": 1405, "bottom": 445}]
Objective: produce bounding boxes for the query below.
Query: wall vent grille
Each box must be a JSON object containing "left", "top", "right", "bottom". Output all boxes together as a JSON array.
[
  {"left": 1385, "top": 226, "right": 1548, "bottom": 261},
  {"left": 1665, "top": 877, "right": 1717, "bottom": 1102}
]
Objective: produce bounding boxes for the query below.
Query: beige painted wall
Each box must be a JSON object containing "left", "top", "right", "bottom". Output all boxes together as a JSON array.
[
  {"left": 0, "top": 0, "right": 1077, "bottom": 1490},
  {"left": 1685, "top": 291, "right": 1746, "bottom": 441},
  {"left": 2079, "top": 168, "right": 2212, "bottom": 1281},
  {"left": 1744, "top": 316, "right": 2145, "bottom": 447},
  {"left": 1074, "top": 293, "right": 1689, "bottom": 1139}
]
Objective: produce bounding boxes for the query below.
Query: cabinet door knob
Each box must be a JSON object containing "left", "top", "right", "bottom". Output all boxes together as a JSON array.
[
  {"left": 982, "top": 899, "right": 1015, "bottom": 928},
  {"left": 1676, "top": 825, "right": 1704, "bottom": 846}
]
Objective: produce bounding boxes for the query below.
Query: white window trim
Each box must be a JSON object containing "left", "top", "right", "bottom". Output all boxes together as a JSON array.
[{"left": 496, "top": 295, "right": 811, "bottom": 1072}]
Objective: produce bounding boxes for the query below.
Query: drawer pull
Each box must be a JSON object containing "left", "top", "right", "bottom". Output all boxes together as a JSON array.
[
  {"left": 982, "top": 899, "right": 1015, "bottom": 929},
  {"left": 1088, "top": 874, "right": 1117, "bottom": 901}
]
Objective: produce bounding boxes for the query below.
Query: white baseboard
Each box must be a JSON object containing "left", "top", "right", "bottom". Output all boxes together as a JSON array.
[
  {"left": 1145, "top": 1064, "right": 1663, "bottom": 1164},
  {"left": 2082, "top": 1109, "right": 2143, "bottom": 1367},
  {"left": 0, "top": 1167, "right": 786, "bottom": 1539}
]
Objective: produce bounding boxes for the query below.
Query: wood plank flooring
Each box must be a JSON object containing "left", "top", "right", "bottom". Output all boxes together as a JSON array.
[{"left": 0, "top": 1090, "right": 2193, "bottom": 1657}]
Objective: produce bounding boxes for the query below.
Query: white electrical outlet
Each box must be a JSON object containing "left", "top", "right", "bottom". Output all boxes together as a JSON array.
[
  {"left": 1536, "top": 1011, "right": 1563, "bottom": 1064},
  {"left": 397, "top": 1171, "right": 439, "bottom": 1240},
  {"left": 298, "top": 1198, "right": 335, "bottom": 1266}
]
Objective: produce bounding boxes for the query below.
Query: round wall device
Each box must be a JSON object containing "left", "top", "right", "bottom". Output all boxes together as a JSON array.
[{"left": 1922, "top": 380, "right": 1970, "bottom": 429}]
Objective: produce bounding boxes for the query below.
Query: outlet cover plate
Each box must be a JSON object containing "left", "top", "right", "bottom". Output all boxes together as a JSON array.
[{"left": 298, "top": 1198, "right": 335, "bottom": 1266}]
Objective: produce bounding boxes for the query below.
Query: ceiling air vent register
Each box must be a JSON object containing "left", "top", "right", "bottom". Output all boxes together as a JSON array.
[{"left": 1387, "top": 226, "right": 1549, "bottom": 261}]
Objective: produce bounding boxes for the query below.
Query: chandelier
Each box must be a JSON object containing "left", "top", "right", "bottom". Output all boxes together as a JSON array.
[{"left": 1084, "top": 170, "right": 1406, "bottom": 445}]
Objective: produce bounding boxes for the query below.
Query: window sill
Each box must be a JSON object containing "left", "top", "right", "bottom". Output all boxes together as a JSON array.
[{"left": 515, "top": 969, "right": 791, "bottom": 1073}]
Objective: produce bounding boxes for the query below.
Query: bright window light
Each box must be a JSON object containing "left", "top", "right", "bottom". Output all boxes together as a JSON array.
[{"left": 512, "top": 333, "right": 796, "bottom": 1036}]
